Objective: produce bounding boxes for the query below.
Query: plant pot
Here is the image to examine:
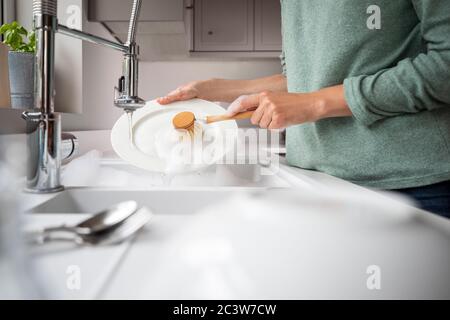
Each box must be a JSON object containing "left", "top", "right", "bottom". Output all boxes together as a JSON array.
[{"left": 8, "top": 51, "right": 34, "bottom": 110}]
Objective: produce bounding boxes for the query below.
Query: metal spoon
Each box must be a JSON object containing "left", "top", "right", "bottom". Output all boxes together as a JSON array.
[
  {"left": 26, "top": 201, "right": 139, "bottom": 244},
  {"left": 77, "top": 206, "right": 153, "bottom": 246}
]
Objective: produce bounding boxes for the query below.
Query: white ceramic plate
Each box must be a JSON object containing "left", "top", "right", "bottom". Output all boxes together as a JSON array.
[{"left": 111, "top": 99, "right": 238, "bottom": 173}]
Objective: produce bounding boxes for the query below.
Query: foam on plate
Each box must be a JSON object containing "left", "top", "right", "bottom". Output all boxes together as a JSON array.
[{"left": 154, "top": 122, "right": 211, "bottom": 172}]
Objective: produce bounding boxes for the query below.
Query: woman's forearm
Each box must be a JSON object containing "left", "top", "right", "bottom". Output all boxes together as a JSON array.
[
  {"left": 199, "top": 74, "right": 287, "bottom": 102},
  {"left": 158, "top": 74, "right": 287, "bottom": 105}
]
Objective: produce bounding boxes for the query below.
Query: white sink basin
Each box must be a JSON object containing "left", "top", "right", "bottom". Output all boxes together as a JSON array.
[
  {"left": 28, "top": 188, "right": 254, "bottom": 215},
  {"left": 60, "top": 150, "right": 291, "bottom": 189},
  {"left": 25, "top": 152, "right": 303, "bottom": 215}
]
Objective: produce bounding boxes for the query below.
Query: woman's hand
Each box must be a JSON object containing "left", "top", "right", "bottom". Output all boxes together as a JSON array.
[
  {"left": 157, "top": 81, "right": 207, "bottom": 105},
  {"left": 229, "top": 85, "right": 352, "bottom": 129}
]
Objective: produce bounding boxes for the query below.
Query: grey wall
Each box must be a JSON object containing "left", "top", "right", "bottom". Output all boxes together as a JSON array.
[{"left": 0, "top": 3, "right": 282, "bottom": 134}]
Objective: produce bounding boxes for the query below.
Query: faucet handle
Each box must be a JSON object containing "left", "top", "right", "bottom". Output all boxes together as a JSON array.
[
  {"left": 114, "top": 76, "right": 125, "bottom": 102},
  {"left": 117, "top": 76, "right": 125, "bottom": 94}
]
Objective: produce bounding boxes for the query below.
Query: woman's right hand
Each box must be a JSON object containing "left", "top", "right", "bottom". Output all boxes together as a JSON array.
[{"left": 157, "top": 81, "right": 207, "bottom": 105}]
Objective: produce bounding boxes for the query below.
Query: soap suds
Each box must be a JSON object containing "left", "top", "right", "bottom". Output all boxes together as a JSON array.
[{"left": 154, "top": 122, "right": 216, "bottom": 173}]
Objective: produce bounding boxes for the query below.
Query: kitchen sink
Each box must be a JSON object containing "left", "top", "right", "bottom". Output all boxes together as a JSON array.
[
  {"left": 24, "top": 153, "right": 305, "bottom": 216},
  {"left": 27, "top": 188, "right": 253, "bottom": 215},
  {"left": 60, "top": 152, "right": 291, "bottom": 189}
]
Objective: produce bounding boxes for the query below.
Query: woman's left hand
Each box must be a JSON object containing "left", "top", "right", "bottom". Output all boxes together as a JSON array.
[{"left": 228, "top": 85, "right": 352, "bottom": 130}]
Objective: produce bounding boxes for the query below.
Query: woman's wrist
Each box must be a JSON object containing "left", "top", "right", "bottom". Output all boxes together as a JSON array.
[
  {"left": 313, "top": 85, "right": 352, "bottom": 120},
  {"left": 195, "top": 79, "right": 216, "bottom": 100}
]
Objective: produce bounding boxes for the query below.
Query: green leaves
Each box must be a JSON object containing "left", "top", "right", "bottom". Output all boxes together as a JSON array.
[{"left": 0, "top": 21, "right": 36, "bottom": 53}]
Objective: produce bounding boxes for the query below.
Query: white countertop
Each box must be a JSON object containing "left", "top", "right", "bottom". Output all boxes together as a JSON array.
[{"left": 3, "top": 130, "right": 449, "bottom": 299}]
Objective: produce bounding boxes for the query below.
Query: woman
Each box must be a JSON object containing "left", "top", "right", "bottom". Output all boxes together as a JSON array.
[{"left": 158, "top": 0, "right": 450, "bottom": 217}]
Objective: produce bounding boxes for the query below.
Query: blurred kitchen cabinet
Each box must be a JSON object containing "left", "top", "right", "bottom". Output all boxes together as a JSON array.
[
  {"left": 88, "top": 0, "right": 184, "bottom": 22},
  {"left": 193, "top": 0, "right": 281, "bottom": 53},
  {"left": 88, "top": 0, "right": 187, "bottom": 57},
  {"left": 194, "top": 0, "right": 254, "bottom": 52},
  {"left": 254, "top": 0, "right": 282, "bottom": 51}
]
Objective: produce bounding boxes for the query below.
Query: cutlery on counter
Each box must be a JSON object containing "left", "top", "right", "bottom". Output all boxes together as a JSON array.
[
  {"left": 25, "top": 201, "right": 153, "bottom": 246},
  {"left": 72, "top": 207, "right": 152, "bottom": 246}
]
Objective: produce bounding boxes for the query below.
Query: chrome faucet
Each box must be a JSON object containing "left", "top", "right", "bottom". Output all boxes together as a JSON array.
[{"left": 23, "top": 0, "right": 145, "bottom": 193}]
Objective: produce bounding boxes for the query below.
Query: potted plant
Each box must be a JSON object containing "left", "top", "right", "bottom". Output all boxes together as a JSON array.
[{"left": 0, "top": 21, "right": 36, "bottom": 109}]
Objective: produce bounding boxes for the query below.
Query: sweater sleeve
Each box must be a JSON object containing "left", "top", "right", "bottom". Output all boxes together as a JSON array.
[
  {"left": 280, "top": 51, "right": 287, "bottom": 76},
  {"left": 344, "top": 0, "right": 450, "bottom": 126}
]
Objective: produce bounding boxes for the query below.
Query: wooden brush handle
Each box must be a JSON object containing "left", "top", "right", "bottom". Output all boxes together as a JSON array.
[{"left": 206, "top": 111, "right": 254, "bottom": 124}]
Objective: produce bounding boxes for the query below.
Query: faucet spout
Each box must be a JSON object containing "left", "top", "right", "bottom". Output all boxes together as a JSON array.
[
  {"left": 126, "top": 0, "right": 143, "bottom": 46},
  {"left": 25, "top": 0, "right": 145, "bottom": 193},
  {"left": 115, "top": 0, "right": 145, "bottom": 112},
  {"left": 55, "top": 0, "right": 146, "bottom": 112}
]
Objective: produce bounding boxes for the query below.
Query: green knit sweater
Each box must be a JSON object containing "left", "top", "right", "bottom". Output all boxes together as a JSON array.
[{"left": 281, "top": 0, "right": 450, "bottom": 189}]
